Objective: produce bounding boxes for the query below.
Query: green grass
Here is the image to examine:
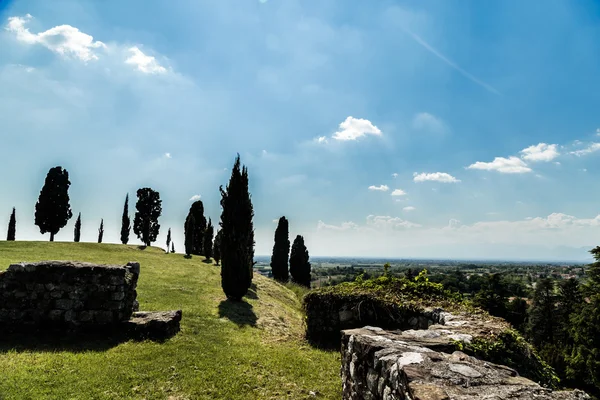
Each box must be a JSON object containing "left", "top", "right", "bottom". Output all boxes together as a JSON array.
[{"left": 0, "top": 242, "right": 340, "bottom": 400}]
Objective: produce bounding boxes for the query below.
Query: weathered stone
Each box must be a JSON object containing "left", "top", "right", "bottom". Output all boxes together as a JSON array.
[
  {"left": 123, "top": 310, "right": 182, "bottom": 340},
  {"left": 55, "top": 299, "right": 73, "bottom": 310}
]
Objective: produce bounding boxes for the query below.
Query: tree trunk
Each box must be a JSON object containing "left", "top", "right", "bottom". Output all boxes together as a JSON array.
[{"left": 50, "top": 232, "right": 55, "bottom": 242}]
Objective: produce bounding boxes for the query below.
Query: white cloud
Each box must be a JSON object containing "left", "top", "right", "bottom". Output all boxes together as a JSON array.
[
  {"left": 6, "top": 15, "right": 106, "bottom": 62},
  {"left": 519, "top": 143, "right": 559, "bottom": 162},
  {"left": 392, "top": 173, "right": 398, "bottom": 178},
  {"left": 164, "top": 152, "right": 172, "bottom": 158},
  {"left": 189, "top": 194, "right": 201, "bottom": 201},
  {"left": 467, "top": 156, "right": 531, "bottom": 174},
  {"left": 125, "top": 46, "right": 167, "bottom": 74},
  {"left": 332, "top": 116, "right": 382, "bottom": 141},
  {"left": 315, "top": 136, "right": 328, "bottom": 144},
  {"left": 596, "top": 128, "right": 600, "bottom": 135},
  {"left": 367, "top": 215, "right": 421, "bottom": 229},
  {"left": 368, "top": 184, "right": 389, "bottom": 192},
  {"left": 317, "top": 220, "right": 359, "bottom": 231},
  {"left": 570, "top": 143, "right": 600, "bottom": 157},
  {"left": 391, "top": 189, "right": 407, "bottom": 196},
  {"left": 403, "top": 206, "right": 416, "bottom": 212},
  {"left": 412, "top": 112, "right": 448, "bottom": 134},
  {"left": 413, "top": 172, "right": 460, "bottom": 183}
]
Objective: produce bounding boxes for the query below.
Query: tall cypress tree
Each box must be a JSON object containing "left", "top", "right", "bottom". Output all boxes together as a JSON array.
[
  {"left": 289, "top": 235, "right": 311, "bottom": 288},
  {"left": 213, "top": 230, "right": 222, "bottom": 265},
  {"left": 204, "top": 218, "right": 214, "bottom": 261},
  {"left": 6, "top": 207, "right": 16, "bottom": 241},
  {"left": 184, "top": 213, "right": 196, "bottom": 256},
  {"left": 97, "top": 219, "right": 104, "bottom": 243},
  {"left": 34, "top": 166, "right": 73, "bottom": 241},
  {"left": 185, "top": 200, "right": 207, "bottom": 255},
  {"left": 133, "top": 188, "right": 162, "bottom": 246},
  {"left": 219, "top": 154, "right": 255, "bottom": 300},
  {"left": 171, "top": 242, "right": 175, "bottom": 253},
  {"left": 166, "top": 228, "right": 172, "bottom": 253},
  {"left": 120, "top": 194, "right": 131, "bottom": 245},
  {"left": 74, "top": 213, "right": 81, "bottom": 242},
  {"left": 270, "top": 216, "right": 290, "bottom": 282}
]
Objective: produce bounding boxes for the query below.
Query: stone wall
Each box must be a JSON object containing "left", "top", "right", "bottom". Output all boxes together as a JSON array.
[
  {"left": 0, "top": 261, "right": 140, "bottom": 330},
  {"left": 342, "top": 326, "right": 590, "bottom": 400}
]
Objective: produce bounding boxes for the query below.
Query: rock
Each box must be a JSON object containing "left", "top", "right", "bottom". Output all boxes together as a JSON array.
[{"left": 123, "top": 310, "right": 182, "bottom": 341}]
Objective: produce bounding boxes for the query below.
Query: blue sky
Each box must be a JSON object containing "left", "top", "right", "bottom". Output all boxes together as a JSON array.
[{"left": 1, "top": 0, "right": 600, "bottom": 261}]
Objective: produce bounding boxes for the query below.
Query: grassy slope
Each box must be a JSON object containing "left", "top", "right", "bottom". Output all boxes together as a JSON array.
[{"left": 0, "top": 242, "right": 340, "bottom": 400}]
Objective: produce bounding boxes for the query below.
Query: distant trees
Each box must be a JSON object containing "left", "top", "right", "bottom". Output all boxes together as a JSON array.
[
  {"left": 35, "top": 166, "right": 73, "bottom": 241},
  {"left": 120, "top": 194, "right": 131, "bottom": 245},
  {"left": 204, "top": 218, "right": 214, "bottom": 261},
  {"left": 219, "top": 154, "right": 255, "bottom": 301},
  {"left": 97, "top": 219, "right": 104, "bottom": 244},
  {"left": 184, "top": 200, "right": 207, "bottom": 256},
  {"left": 6, "top": 207, "right": 16, "bottom": 241},
  {"left": 184, "top": 213, "right": 195, "bottom": 257},
  {"left": 270, "top": 216, "right": 290, "bottom": 283},
  {"left": 133, "top": 188, "right": 162, "bottom": 247},
  {"left": 74, "top": 213, "right": 81, "bottom": 242},
  {"left": 528, "top": 278, "right": 557, "bottom": 348},
  {"left": 290, "top": 235, "right": 311, "bottom": 287},
  {"left": 213, "top": 230, "right": 222, "bottom": 265},
  {"left": 473, "top": 273, "right": 509, "bottom": 319},
  {"left": 166, "top": 228, "right": 172, "bottom": 253}
]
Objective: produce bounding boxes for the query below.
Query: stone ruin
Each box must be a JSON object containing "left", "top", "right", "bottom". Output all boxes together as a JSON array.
[
  {"left": 341, "top": 316, "right": 590, "bottom": 399},
  {"left": 0, "top": 260, "right": 181, "bottom": 340}
]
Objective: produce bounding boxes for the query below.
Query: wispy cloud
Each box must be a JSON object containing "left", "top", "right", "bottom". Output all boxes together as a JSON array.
[
  {"left": 401, "top": 27, "right": 500, "bottom": 95},
  {"left": 368, "top": 184, "right": 389, "bottom": 192},
  {"left": 413, "top": 172, "right": 460, "bottom": 183},
  {"left": 164, "top": 152, "right": 172, "bottom": 158},
  {"left": 467, "top": 156, "right": 531, "bottom": 174},
  {"left": 391, "top": 189, "right": 407, "bottom": 196},
  {"left": 189, "top": 194, "right": 201, "bottom": 201}
]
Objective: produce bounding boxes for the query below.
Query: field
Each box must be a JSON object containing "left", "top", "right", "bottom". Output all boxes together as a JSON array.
[{"left": 0, "top": 242, "right": 340, "bottom": 400}]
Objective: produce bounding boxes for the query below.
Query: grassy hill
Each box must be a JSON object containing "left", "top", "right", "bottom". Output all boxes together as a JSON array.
[{"left": 0, "top": 242, "right": 340, "bottom": 400}]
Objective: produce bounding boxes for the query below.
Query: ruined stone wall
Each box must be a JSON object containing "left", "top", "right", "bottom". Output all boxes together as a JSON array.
[
  {"left": 342, "top": 326, "right": 590, "bottom": 400},
  {"left": 0, "top": 261, "right": 140, "bottom": 330}
]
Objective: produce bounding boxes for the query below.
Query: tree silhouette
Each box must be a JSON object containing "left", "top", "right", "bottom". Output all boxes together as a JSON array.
[
  {"left": 204, "top": 218, "right": 214, "bottom": 261},
  {"left": 97, "top": 219, "right": 104, "bottom": 244},
  {"left": 120, "top": 194, "right": 131, "bottom": 245},
  {"left": 133, "top": 188, "right": 162, "bottom": 247},
  {"left": 35, "top": 166, "right": 73, "bottom": 241},
  {"left": 166, "top": 228, "right": 172, "bottom": 253},
  {"left": 270, "top": 216, "right": 290, "bottom": 282},
  {"left": 6, "top": 207, "right": 16, "bottom": 241},
  {"left": 184, "top": 213, "right": 195, "bottom": 256},
  {"left": 184, "top": 200, "right": 207, "bottom": 255},
  {"left": 74, "top": 213, "right": 81, "bottom": 242},
  {"left": 290, "top": 235, "right": 311, "bottom": 288},
  {"left": 213, "top": 230, "right": 222, "bottom": 265}
]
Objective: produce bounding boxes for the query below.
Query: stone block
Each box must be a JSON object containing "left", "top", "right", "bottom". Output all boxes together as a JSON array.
[
  {"left": 55, "top": 299, "right": 74, "bottom": 310},
  {"left": 123, "top": 310, "right": 182, "bottom": 340}
]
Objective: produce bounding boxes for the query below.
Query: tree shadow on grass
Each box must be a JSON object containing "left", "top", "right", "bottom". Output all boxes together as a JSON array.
[
  {"left": 218, "top": 299, "right": 257, "bottom": 327},
  {"left": 0, "top": 330, "right": 130, "bottom": 354},
  {"left": 245, "top": 283, "right": 258, "bottom": 300}
]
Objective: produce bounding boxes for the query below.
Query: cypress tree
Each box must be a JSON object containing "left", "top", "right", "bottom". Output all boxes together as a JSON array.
[
  {"left": 171, "top": 242, "right": 175, "bottom": 253},
  {"left": 6, "top": 207, "right": 16, "bottom": 241},
  {"left": 185, "top": 201, "right": 207, "bottom": 255},
  {"left": 74, "top": 213, "right": 81, "bottom": 242},
  {"left": 270, "top": 216, "right": 290, "bottom": 282},
  {"left": 213, "top": 230, "right": 222, "bottom": 265},
  {"left": 289, "top": 235, "right": 311, "bottom": 288},
  {"left": 166, "top": 228, "right": 172, "bottom": 253},
  {"left": 133, "top": 188, "right": 162, "bottom": 246},
  {"left": 204, "top": 218, "right": 214, "bottom": 261},
  {"left": 184, "top": 213, "right": 195, "bottom": 256},
  {"left": 219, "top": 154, "right": 255, "bottom": 300},
  {"left": 97, "top": 219, "right": 104, "bottom": 243},
  {"left": 120, "top": 194, "right": 131, "bottom": 245},
  {"left": 34, "top": 166, "right": 73, "bottom": 241}
]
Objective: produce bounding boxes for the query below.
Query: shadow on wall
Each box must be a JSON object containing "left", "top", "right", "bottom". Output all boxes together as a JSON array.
[
  {"left": 0, "top": 331, "right": 130, "bottom": 354},
  {"left": 218, "top": 299, "right": 257, "bottom": 327}
]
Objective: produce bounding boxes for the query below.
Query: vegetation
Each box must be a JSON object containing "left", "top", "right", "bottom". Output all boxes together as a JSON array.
[
  {"left": 7, "top": 207, "right": 16, "bottom": 241},
  {"left": 120, "top": 194, "right": 131, "bottom": 245},
  {"left": 34, "top": 166, "right": 73, "bottom": 241},
  {"left": 184, "top": 200, "right": 207, "bottom": 256},
  {"left": 219, "top": 155, "right": 254, "bottom": 301},
  {"left": 290, "top": 235, "right": 310, "bottom": 288},
  {"left": 184, "top": 213, "right": 195, "bottom": 257},
  {"left": 0, "top": 242, "right": 340, "bottom": 399},
  {"left": 166, "top": 228, "right": 171, "bottom": 253},
  {"left": 203, "top": 218, "right": 214, "bottom": 261},
  {"left": 270, "top": 216, "right": 290, "bottom": 283},
  {"left": 74, "top": 213, "right": 81, "bottom": 243},
  {"left": 133, "top": 188, "right": 162, "bottom": 247},
  {"left": 213, "top": 230, "right": 222, "bottom": 265},
  {"left": 97, "top": 219, "right": 104, "bottom": 244}
]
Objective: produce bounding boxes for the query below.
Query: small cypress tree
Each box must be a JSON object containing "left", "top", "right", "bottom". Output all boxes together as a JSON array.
[
  {"left": 120, "top": 194, "right": 131, "bottom": 245},
  {"left": 184, "top": 213, "right": 195, "bottom": 256},
  {"left": 204, "top": 218, "right": 214, "bottom": 261},
  {"left": 289, "top": 235, "right": 311, "bottom": 288},
  {"left": 98, "top": 219, "right": 104, "bottom": 243},
  {"left": 213, "top": 230, "right": 222, "bottom": 265},
  {"left": 6, "top": 207, "right": 16, "bottom": 241},
  {"left": 74, "top": 213, "right": 81, "bottom": 242},
  {"left": 166, "top": 228, "right": 172, "bottom": 253},
  {"left": 133, "top": 188, "right": 162, "bottom": 246},
  {"left": 35, "top": 166, "right": 73, "bottom": 241},
  {"left": 270, "top": 216, "right": 290, "bottom": 282},
  {"left": 171, "top": 242, "right": 175, "bottom": 253}
]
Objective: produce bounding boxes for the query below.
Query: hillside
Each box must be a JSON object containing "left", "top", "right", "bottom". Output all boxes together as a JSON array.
[{"left": 0, "top": 242, "right": 340, "bottom": 399}]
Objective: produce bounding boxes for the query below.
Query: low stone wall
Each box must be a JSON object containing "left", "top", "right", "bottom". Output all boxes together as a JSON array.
[
  {"left": 0, "top": 261, "right": 140, "bottom": 330},
  {"left": 342, "top": 326, "right": 590, "bottom": 400},
  {"left": 304, "top": 292, "right": 444, "bottom": 347}
]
